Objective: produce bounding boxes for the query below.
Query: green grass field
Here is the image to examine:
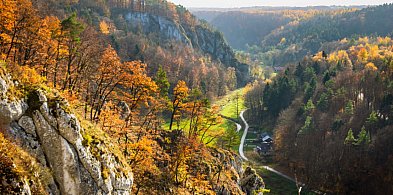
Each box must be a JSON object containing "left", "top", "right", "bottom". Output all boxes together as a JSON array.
[
  {"left": 255, "top": 166, "right": 299, "bottom": 195},
  {"left": 214, "top": 88, "right": 245, "bottom": 119}
]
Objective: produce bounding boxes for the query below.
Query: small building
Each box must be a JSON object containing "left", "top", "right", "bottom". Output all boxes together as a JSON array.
[
  {"left": 262, "top": 135, "right": 273, "bottom": 143},
  {"left": 256, "top": 133, "right": 274, "bottom": 156},
  {"left": 259, "top": 133, "right": 273, "bottom": 143},
  {"left": 273, "top": 66, "right": 286, "bottom": 72}
]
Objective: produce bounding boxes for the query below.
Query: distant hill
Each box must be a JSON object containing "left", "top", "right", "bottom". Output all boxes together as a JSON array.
[
  {"left": 191, "top": 6, "right": 367, "bottom": 50},
  {"left": 260, "top": 3, "right": 393, "bottom": 65},
  {"left": 195, "top": 11, "right": 292, "bottom": 49}
]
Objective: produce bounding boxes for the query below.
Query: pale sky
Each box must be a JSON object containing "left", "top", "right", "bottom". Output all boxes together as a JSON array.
[{"left": 169, "top": 0, "right": 392, "bottom": 8}]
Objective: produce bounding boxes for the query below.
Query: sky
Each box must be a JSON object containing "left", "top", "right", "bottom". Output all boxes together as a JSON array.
[{"left": 169, "top": 0, "right": 392, "bottom": 8}]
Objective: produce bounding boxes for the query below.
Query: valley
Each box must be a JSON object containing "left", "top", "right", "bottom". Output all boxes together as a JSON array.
[{"left": 1, "top": 0, "right": 393, "bottom": 194}]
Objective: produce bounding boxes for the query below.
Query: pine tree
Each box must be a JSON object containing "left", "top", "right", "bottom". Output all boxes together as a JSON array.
[
  {"left": 155, "top": 65, "right": 170, "bottom": 98},
  {"left": 298, "top": 116, "right": 312, "bottom": 134},
  {"left": 366, "top": 111, "right": 378, "bottom": 126},
  {"left": 345, "top": 101, "right": 354, "bottom": 115},
  {"left": 357, "top": 126, "right": 370, "bottom": 145},
  {"left": 344, "top": 128, "right": 356, "bottom": 144}
]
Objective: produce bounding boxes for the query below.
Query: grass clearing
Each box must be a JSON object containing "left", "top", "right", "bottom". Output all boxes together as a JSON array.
[
  {"left": 245, "top": 152, "right": 317, "bottom": 195},
  {"left": 214, "top": 88, "right": 245, "bottom": 119}
]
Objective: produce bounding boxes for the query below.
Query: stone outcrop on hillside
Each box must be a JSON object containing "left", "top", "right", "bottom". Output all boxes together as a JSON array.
[
  {"left": 240, "top": 167, "right": 265, "bottom": 195},
  {"left": 124, "top": 12, "right": 250, "bottom": 86},
  {"left": 158, "top": 130, "right": 265, "bottom": 195},
  {"left": 0, "top": 70, "right": 263, "bottom": 195},
  {"left": 0, "top": 75, "right": 133, "bottom": 195}
]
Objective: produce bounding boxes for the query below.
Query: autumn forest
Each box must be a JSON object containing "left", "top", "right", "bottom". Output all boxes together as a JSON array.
[{"left": 0, "top": 0, "right": 392, "bottom": 195}]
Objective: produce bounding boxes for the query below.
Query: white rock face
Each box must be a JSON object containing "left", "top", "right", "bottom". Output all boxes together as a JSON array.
[
  {"left": 0, "top": 100, "right": 27, "bottom": 126},
  {"left": 123, "top": 12, "right": 250, "bottom": 86},
  {"left": 31, "top": 91, "right": 133, "bottom": 195},
  {"left": 1, "top": 75, "right": 133, "bottom": 195},
  {"left": 18, "top": 116, "right": 36, "bottom": 136},
  {"left": 0, "top": 78, "right": 7, "bottom": 96},
  {"left": 125, "top": 12, "right": 192, "bottom": 46}
]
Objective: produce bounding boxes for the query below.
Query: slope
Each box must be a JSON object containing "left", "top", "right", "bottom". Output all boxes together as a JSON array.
[
  {"left": 260, "top": 3, "right": 393, "bottom": 65},
  {"left": 34, "top": 0, "right": 250, "bottom": 89},
  {"left": 245, "top": 36, "right": 393, "bottom": 194}
]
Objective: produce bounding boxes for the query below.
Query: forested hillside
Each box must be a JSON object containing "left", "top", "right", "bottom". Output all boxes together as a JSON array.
[
  {"left": 34, "top": 0, "right": 249, "bottom": 95},
  {"left": 195, "top": 11, "right": 292, "bottom": 49},
  {"left": 0, "top": 0, "right": 264, "bottom": 194},
  {"left": 245, "top": 36, "right": 393, "bottom": 194},
  {"left": 192, "top": 7, "right": 329, "bottom": 50},
  {"left": 194, "top": 5, "right": 393, "bottom": 68},
  {"left": 259, "top": 4, "right": 393, "bottom": 66}
]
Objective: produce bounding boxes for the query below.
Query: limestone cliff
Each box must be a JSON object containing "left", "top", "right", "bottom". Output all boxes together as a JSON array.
[
  {"left": 123, "top": 12, "right": 250, "bottom": 86},
  {"left": 0, "top": 73, "right": 133, "bottom": 194}
]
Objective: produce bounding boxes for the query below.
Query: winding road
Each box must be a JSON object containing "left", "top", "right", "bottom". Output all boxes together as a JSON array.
[
  {"left": 236, "top": 110, "right": 293, "bottom": 180},
  {"left": 236, "top": 111, "right": 298, "bottom": 190},
  {"left": 234, "top": 109, "right": 320, "bottom": 194},
  {"left": 262, "top": 166, "right": 296, "bottom": 182},
  {"left": 238, "top": 110, "right": 249, "bottom": 161}
]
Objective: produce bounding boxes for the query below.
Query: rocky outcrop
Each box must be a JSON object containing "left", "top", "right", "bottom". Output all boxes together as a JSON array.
[
  {"left": 0, "top": 76, "right": 133, "bottom": 195},
  {"left": 124, "top": 12, "right": 250, "bottom": 86},
  {"left": 125, "top": 12, "right": 193, "bottom": 46},
  {"left": 240, "top": 167, "right": 265, "bottom": 195}
]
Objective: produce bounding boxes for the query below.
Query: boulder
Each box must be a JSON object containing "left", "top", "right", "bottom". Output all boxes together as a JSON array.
[
  {"left": 240, "top": 167, "right": 265, "bottom": 195},
  {"left": 1, "top": 86, "right": 133, "bottom": 194},
  {"left": 0, "top": 100, "right": 28, "bottom": 126}
]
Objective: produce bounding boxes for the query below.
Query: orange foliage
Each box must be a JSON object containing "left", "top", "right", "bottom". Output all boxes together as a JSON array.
[
  {"left": 99, "top": 20, "right": 110, "bottom": 34},
  {"left": 357, "top": 47, "right": 369, "bottom": 62},
  {"left": 365, "top": 62, "right": 378, "bottom": 71}
]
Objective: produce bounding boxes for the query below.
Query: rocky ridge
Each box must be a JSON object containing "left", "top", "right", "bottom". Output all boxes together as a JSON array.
[
  {"left": 124, "top": 12, "right": 250, "bottom": 86},
  {"left": 0, "top": 73, "right": 133, "bottom": 195}
]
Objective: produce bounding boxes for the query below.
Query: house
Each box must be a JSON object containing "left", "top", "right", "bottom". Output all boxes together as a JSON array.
[
  {"left": 259, "top": 133, "right": 273, "bottom": 143},
  {"left": 273, "top": 66, "right": 286, "bottom": 72},
  {"left": 256, "top": 133, "right": 274, "bottom": 156},
  {"left": 262, "top": 135, "right": 273, "bottom": 143}
]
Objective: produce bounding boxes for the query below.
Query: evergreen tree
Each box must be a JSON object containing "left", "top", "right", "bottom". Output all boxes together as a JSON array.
[
  {"left": 298, "top": 116, "right": 313, "bottom": 134},
  {"left": 155, "top": 65, "right": 170, "bottom": 98},
  {"left": 345, "top": 128, "right": 356, "bottom": 144},
  {"left": 317, "top": 92, "right": 329, "bottom": 111},
  {"left": 304, "top": 99, "right": 315, "bottom": 114},
  {"left": 345, "top": 101, "right": 354, "bottom": 115},
  {"left": 61, "top": 12, "right": 84, "bottom": 42},
  {"left": 366, "top": 111, "right": 378, "bottom": 126},
  {"left": 357, "top": 126, "right": 371, "bottom": 145},
  {"left": 322, "top": 71, "right": 331, "bottom": 84}
]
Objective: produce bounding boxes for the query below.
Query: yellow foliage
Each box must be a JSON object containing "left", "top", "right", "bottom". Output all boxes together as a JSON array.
[
  {"left": 264, "top": 79, "right": 273, "bottom": 84},
  {"left": 365, "top": 62, "right": 378, "bottom": 71},
  {"left": 8, "top": 64, "right": 45, "bottom": 86},
  {"left": 99, "top": 20, "right": 110, "bottom": 34},
  {"left": 173, "top": 80, "right": 189, "bottom": 103},
  {"left": 357, "top": 47, "right": 369, "bottom": 62},
  {"left": 368, "top": 45, "right": 380, "bottom": 59},
  {"left": 358, "top": 37, "right": 369, "bottom": 44},
  {"left": 280, "top": 37, "right": 286, "bottom": 44},
  {"left": 312, "top": 51, "right": 324, "bottom": 61},
  {"left": 0, "top": 132, "right": 50, "bottom": 194},
  {"left": 377, "top": 36, "right": 392, "bottom": 46},
  {"left": 59, "top": 90, "right": 81, "bottom": 111},
  {"left": 340, "top": 38, "right": 348, "bottom": 44},
  {"left": 328, "top": 53, "right": 339, "bottom": 64},
  {"left": 3, "top": 63, "right": 46, "bottom": 99}
]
